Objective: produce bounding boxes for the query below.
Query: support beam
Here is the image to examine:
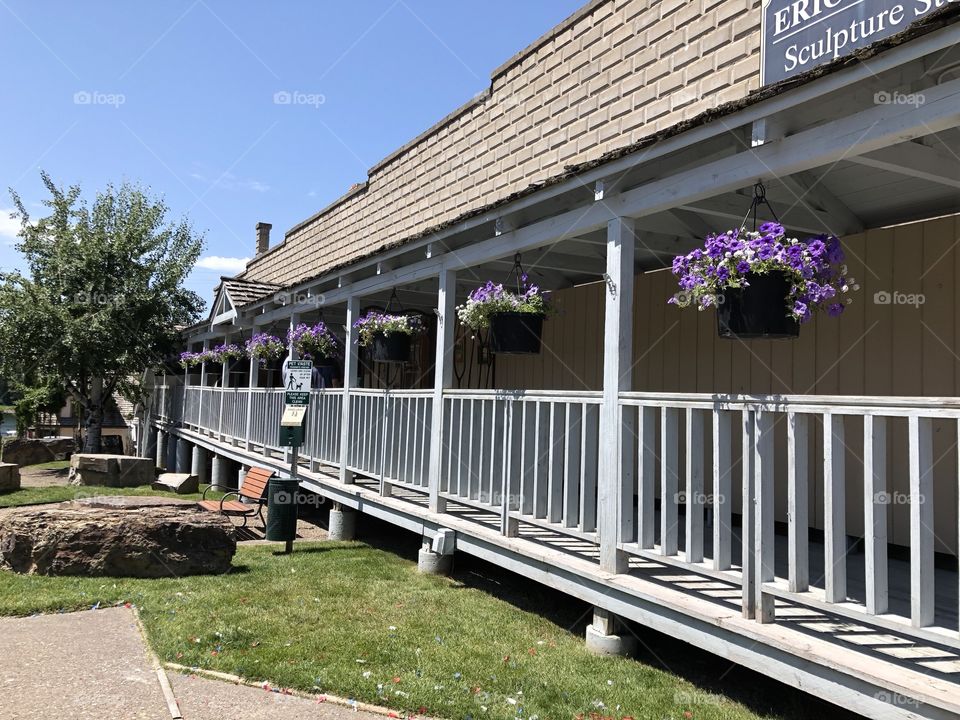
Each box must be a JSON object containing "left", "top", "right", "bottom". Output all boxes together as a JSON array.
[
  {"left": 778, "top": 170, "right": 864, "bottom": 236},
  {"left": 339, "top": 297, "right": 360, "bottom": 484},
  {"left": 598, "top": 217, "right": 635, "bottom": 574},
  {"left": 847, "top": 140, "right": 960, "bottom": 190},
  {"left": 428, "top": 269, "right": 456, "bottom": 513}
]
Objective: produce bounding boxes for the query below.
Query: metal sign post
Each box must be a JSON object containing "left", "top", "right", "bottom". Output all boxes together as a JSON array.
[{"left": 269, "top": 358, "right": 313, "bottom": 553}]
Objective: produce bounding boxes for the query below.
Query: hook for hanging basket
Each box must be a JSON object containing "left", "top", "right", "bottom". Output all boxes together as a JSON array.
[
  {"left": 739, "top": 181, "right": 780, "bottom": 232},
  {"left": 509, "top": 253, "right": 526, "bottom": 294},
  {"left": 385, "top": 288, "right": 404, "bottom": 314}
]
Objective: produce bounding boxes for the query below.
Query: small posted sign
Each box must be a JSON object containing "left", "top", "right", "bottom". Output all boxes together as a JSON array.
[
  {"left": 282, "top": 359, "right": 312, "bottom": 407},
  {"left": 279, "top": 358, "right": 312, "bottom": 447}
]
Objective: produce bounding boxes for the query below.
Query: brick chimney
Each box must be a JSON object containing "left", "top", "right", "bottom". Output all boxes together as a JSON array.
[{"left": 255, "top": 222, "right": 272, "bottom": 256}]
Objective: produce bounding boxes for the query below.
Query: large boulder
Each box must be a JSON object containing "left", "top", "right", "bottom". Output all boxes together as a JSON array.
[
  {"left": 0, "top": 463, "right": 20, "bottom": 493},
  {"left": 69, "top": 454, "right": 155, "bottom": 488},
  {"left": 0, "top": 497, "right": 235, "bottom": 577},
  {"left": 1, "top": 437, "right": 75, "bottom": 467}
]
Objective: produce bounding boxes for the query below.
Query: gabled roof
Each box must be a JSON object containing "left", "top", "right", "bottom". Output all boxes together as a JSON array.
[
  {"left": 208, "top": 276, "right": 282, "bottom": 325},
  {"left": 220, "top": 277, "right": 282, "bottom": 306}
]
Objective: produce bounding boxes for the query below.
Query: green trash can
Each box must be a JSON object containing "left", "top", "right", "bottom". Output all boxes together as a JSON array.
[{"left": 266, "top": 478, "right": 300, "bottom": 543}]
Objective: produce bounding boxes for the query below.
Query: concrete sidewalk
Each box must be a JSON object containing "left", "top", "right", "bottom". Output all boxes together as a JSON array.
[
  {"left": 0, "top": 607, "right": 387, "bottom": 720},
  {"left": 0, "top": 607, "right": 169, "bottom": 719}
]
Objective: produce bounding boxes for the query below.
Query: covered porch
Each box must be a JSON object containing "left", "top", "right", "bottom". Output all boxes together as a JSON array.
[{"left": 150, "top": 22, "right": 960, "bottom": 720}]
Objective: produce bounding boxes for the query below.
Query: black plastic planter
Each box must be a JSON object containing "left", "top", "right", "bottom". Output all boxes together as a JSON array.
[
  {"left": 490, "top": 312, "right": 545, "bottom": 354},
  {"left": 717, "top": 272, "right": 799, "bottom": 339},
  {"left": 370, "top": 332, "right": 411, "bottom": 363}
]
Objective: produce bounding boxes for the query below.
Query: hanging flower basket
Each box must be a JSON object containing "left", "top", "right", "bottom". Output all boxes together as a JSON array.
[
  {"left": 717, "top": 272, "right": 799, "bottom": 339},
  {"left": 457, "top": 265, "right": 551, "bottom": 355},
  {"left": 245, "top": 332, "right": 285, "bottom": 363},
  {"left": 370, "top": 331, "right": 411, "bottom": 363},
  {"left": 179, "top": 351, "right": 200, "bottom": 368},
  {"left": 489, "top": 312, "right": 545, "bottom": 354},
  {"left": 669, "top": 222, "right": 858, "bottom": 340},
  {"left": 210, "top": 343, "right": 245, "bottom": 364},
  {"left": 354, "top": 311, "right": 422, "bottom": 364},
  {"left": 287, "top": 322, "right": 340, "bottom": 362}
]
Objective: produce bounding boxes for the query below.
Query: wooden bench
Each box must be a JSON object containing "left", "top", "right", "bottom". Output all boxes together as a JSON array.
[{"left": 198, "top": 467, "right": 275, "bottom": 527}]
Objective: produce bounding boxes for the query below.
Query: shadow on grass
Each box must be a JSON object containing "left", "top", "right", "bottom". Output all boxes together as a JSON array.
[{"left": 350, "top": 512, "right": 858, "bottom": 720}]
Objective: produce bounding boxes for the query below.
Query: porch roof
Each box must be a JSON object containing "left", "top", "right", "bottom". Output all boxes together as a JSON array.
[{"left": 191, "top": 5, "right": 960, "bottom": 339}]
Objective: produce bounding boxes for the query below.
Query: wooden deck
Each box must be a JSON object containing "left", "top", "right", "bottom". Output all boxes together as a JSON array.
[{"left": 159, "top": 424, "right": 960, "bottom": 720}]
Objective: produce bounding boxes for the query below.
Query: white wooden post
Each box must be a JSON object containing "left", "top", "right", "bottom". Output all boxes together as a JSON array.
[
  {"left": 741, "top": 409, "right": 755, "bottom": 619},
  {"left": 754, "top": 409, "right": 775, "bottom": 623},
  {"left": 787, "top": 412, "right": 809, "bottom": 592},
  {"left": 863, "top": 414, "right": 888, "bottom": 614},
  {"left": 712, "top": 409, "right": 732, "bottom": 570},
  {"left": 637, "top": 405, "right": 655, "bottom": 549},
  {"left": 198, "top": 340, "right": 210, "bottom": 434},
  {"left": 428, "top": 269, "right": 456, "bottom": 513},
  {"left": 245, "top": 337, "right": 258, "bottom": 450},
  {"left": 598, "top": 216, "right": 634, "bottom": 574},
  {"left": 908, "top": 414, "right": 934, "bottom": 627},
  {"left": 219, "top": 336, "right": 229, "bottom": 440},
  {"left": 182, "top": 356, "right": 190, "bottom": 426},
  {"left": 661, "top": 406, "right": 679, "bottom": 557},
  {"left": 339, "top": 297, "right": 359, "bottom": 484},
  {"left": 685, "top": 407, "right": 704, "bottom": 564},
  {"left": 824, "top": 412, "right": 846, "bottom": 604}
]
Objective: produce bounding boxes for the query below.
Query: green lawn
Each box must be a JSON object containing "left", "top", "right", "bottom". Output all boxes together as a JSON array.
[
  {"left": 0, "top": 483, "right": 220, "bottom": 508},
  {"left": 22, "top": 459, "right": 72, "bottom": 471},
  {"left": 0, "top": 542, "right": 783, "bottom": 720}
]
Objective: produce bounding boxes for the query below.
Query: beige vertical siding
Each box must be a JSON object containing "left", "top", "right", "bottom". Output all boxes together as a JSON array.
[{"left": 476, "top": 216, "right": 960, "bottom": 553}]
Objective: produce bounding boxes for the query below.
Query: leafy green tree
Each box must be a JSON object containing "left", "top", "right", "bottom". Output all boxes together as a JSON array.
[{"left": 0, "top": 172, "right": 204, "bottom": 453}]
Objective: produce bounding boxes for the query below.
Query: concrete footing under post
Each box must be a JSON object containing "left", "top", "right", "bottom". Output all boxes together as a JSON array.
[
  {"left": 155, "top": 432, "right": 168, "bottom": 470},
  {"left": 175, "top": 439, "right": 192, "bottom": 474},
  {"left": 191, "top": 445, "right": 209, "bottom": 485},
  {"left": 327, "top": 506, "right": 356, "bottom": 541},
  {"left": 417, "top": 543, "right": 452, "bottom": 575},
  {"left": 211, "top": 454, "right": 236, "bottom": 490},
  {"left": 166, "top": 436, "right": 178, "bottom": 473},
  {"left": 145, "top": 427, "right": 158, "bottom": 463},
  {"left": 585, "top": 608, "right": 636, "bottom": 657}
]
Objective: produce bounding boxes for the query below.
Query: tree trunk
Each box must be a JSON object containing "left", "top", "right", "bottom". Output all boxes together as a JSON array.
[{"left": 82, "top": 378, "right": 104, "bottom": 454}]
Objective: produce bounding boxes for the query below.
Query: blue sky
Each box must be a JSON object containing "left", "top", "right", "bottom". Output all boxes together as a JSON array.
[{"left": 0, "top": 0, "right": 583, "bottom": 307}]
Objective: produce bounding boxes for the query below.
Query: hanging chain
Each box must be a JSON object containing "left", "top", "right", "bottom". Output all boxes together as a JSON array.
[
  {"left": 386, "top": 288, "right": 403, "bottom": 313},
  {"left": 509, "top": 252, "right": 526, "bottom": 294},
  {"left": 739, "top": 182, "right": 780, "bottom": 232}
]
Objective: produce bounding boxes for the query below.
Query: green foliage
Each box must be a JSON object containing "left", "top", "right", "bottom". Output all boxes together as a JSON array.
[
  {"left": 0, "top": 172, "right": 205, "bottom": 448},
  {"left": 0, "top": 483, "right": 223, "bottom": 508},
  {"left": 12, "top": 378, "right": 65, "bottom": 436}
]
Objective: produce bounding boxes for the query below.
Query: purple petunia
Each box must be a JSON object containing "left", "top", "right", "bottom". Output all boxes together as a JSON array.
[{"left": 668, "top": 224, "right": 856, "bottom": 323}]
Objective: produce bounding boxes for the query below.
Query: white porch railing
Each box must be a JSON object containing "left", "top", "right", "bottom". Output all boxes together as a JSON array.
[
  {"left": 152, "top": 383, "right": 959, "bottom": 649},
  {"left": 439, "top": 390, "right": 601, "bottom": 539},
  {"left": 618, "top": 392, "right": 960, "bottom": 649},
  {"left": 347, "top": 388, "right": 432, "bottom": 493}
]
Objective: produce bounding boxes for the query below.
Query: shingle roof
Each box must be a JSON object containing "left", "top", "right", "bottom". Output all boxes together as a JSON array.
[{"left": 219, "top": 277, "right": 282, "bottom": 307}]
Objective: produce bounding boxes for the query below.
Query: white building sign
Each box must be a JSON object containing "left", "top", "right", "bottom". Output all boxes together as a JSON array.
[{"left": 762, "top": 0, "right": 954, "bottom": 85}]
